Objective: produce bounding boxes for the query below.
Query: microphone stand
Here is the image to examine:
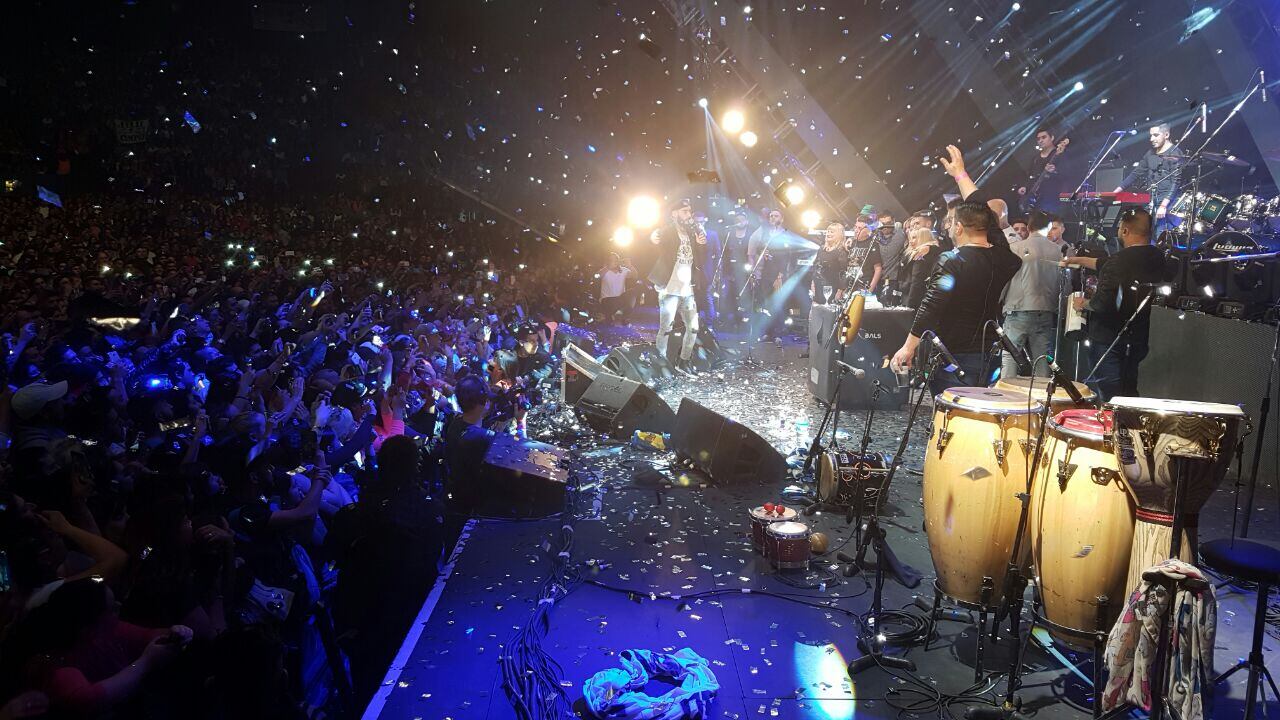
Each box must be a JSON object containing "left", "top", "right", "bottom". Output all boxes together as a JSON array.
[
  {"left": 1240, "top": 310, "right": 1280, "bottom": 538},
  {"left": 847, "top": 353, "right": 940, "bottom": 675},
  {"left": 1083, "top": 288, "right": 1156, "bottom": 388},
  {"left": 1067, "top": 131, "right": 1126, "bottom": 201},
  {"left": 801, "top": 275, "right": 864, "bottom": 476}
]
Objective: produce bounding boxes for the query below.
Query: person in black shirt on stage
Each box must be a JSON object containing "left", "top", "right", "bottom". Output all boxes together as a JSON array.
[
  {"left": 1063, "top": 208, "right": 1174, "bottom": 401},
  {"left": 892, "top": 146, "right": 1022, "bottom": 392},
  {"left": 845, "top": 217, "right": 883, "bottom": 294},
  {"left": 812, "top": 222, "right": 850, "bottom": 303},
  {"left": 1116, "top": 123, "right": 1183, "bottom": 232},
  {"left": 1017, "top": 126, "right": 1070, "bottom": 213}
]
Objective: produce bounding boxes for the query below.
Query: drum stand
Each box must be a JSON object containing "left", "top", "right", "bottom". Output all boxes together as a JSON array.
[
  {"left": 847, "top": 356, "right": 938, "bottom": 676},
  {"left": 970, "top": 372, "right": 1061, "bottom": 717}
]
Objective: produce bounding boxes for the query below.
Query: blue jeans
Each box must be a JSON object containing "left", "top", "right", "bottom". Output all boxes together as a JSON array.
[{"left": 1000, "top": 310, "right": 1057, "bottom": 380}]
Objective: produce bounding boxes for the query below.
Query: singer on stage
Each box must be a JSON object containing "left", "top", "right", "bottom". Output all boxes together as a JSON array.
[
  {"left": 648, "top": 198, "right": 707, "bottom": 373},
  {"left": 891, "top": 147, "right": 1021, "bottom": 392}
]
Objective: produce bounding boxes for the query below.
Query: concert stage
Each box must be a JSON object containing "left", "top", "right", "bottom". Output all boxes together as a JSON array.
[{"left": 364, "top": 335, "right": 1278, "bottom": 720}]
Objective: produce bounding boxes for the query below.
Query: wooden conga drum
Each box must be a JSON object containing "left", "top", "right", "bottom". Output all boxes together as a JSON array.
[
  {"left": 1030, "top": 409, "right": 1134, "bottom": 648},
  {"left": 924, "top": 387, "right": 1042, "bottom": 607},
  {"left": 995, "top": 376, "right": 1098, "bottom": 410},
  {"left": 1105, "top": 397, "right": 1247, "bottom": 599}
]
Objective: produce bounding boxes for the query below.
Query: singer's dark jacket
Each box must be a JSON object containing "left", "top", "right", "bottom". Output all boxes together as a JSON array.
[
  {"left": 909, "top": 245, "right": 1022, "bottom": 353},
  {"left": 644, "top": 222, "right": 707, "bottom": 291}
]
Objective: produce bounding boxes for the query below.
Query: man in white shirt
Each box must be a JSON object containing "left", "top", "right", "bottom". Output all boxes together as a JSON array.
[
  {"left": 987, "top": 198, "right": 1022, "bottom": 246},
  {"left": 598, "top": 253, "right": 633, "bottom": 320},
  {"left": 1000, "top": 210, "right": 1065, "bottom": 378},
  {"left": 648, "top": 198, "right": 707, "bottom": 371}
]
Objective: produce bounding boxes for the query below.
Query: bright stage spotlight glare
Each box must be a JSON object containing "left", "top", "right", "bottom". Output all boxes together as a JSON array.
[
  {"left": 722, "top": 110, "right": 746, "bottom": 135},
  {"left": 627, "top": 196, "right": 661, "bottom": 228},
  {"left": 698, "top": 97, "right": 709, "bottom": 108},
  {"left": 1073, "top": 81, "right": 1085, "bottom": 92},
  {"left": 612, "top": 226, "right": 635, "bottom": 247},
  {"left": 739, "top": 130, "right": 758, "bottom": 147},
  {"left": 801, "top": 209, "right": 822, "bottom": 229},
  {"left": 784, "top": 184, "right": 806, "bottom": 206}
]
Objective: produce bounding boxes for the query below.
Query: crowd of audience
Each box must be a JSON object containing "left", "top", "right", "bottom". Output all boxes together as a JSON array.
[{"left": 0, "top": 179, "right": 594, "bottom": 718}]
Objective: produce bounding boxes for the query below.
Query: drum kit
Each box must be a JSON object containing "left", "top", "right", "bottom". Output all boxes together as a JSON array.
[{"left": 922, "top": 379, "right": 1249, "bottom": 714}]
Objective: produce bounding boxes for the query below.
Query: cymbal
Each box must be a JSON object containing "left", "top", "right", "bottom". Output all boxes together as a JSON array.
[{"left": 1198, "top": 151, "right": 1252, "bottom": 168}]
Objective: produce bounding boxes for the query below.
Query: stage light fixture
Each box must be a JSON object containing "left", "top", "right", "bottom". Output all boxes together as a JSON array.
[
  {"left": 612, "top": 226, "right": 635, "bottom": 246},
  {"left": 739, "top": 130, "right": 758, "bottom": 147},
  {"left": 627, "top": 196, "right": 661, "bottom": 228},
  {"left": 1073, "top": 81, "right": 1084, "bottom": 92},
  {"left": 801, "top": 209, "right": 822, "bottom": 229},
  {"left": 780, "top": 183, "right": 806, "bottom": 207},
  {"left": 697, "top": 97, "right": 709, "bottom": 108},
  {"left": 722, "top": 110, "right": 746, "bottom": 135}
]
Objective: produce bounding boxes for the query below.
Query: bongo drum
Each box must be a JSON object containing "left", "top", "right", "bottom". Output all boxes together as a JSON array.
[
  {"left": 817, "top": 450, "right": 886, "bottom": 508},
  {"left": 765, "top": 521, "right": 812, "bottom": 570},
  {"left": 995, "top": 376, "right": 1097, "bottom": 410},
  {"left": 749, "top": 505, "right": 796, "bottom": 555},
  {"left": 924, "top": 386, "right": 1043, "bottom": 606},
  {"left": 1030, "top": 409, "right": 1134, "bottom": 648},
  {"left": 1105, "top": 397, "right": 1247, "bottom": 599}
]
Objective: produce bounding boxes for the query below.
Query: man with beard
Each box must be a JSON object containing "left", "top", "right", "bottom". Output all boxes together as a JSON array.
[
  {"left": 647, "top": 198, "right": 707, "bottom": 372},
  {"left": 747, "top": 209, "right": 789, "bottom": 341},
  {"left": 1116, "top": 123, "right": 1183, "bottom": 233}
]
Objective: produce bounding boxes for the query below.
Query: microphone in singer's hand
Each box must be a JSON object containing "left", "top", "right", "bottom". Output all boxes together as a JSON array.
[{"left": 929, "top": 335, "right": 964, "bottom": 377}]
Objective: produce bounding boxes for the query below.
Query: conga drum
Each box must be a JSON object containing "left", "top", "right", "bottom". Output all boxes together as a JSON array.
[
  {"left": 1030, "top": 409, "right": 1134, "bottom": 648},
  {"left": 995, "top": 376, "right": 1097, "bottom": 410},
  {"left": 1105, "top": 397, "right": 1248, "bottom": 599},
  {"left": 924, "top": 387, "right": 1043, "bottom": 606}
]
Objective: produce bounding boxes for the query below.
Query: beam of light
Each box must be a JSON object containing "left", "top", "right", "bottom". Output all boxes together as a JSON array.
[
  {"left": 721, "top": 109, "right": 746, "bottom": 135},
  {"left": 612, "top": 226, "right": 634, "bottom": 246},
  {"left": 739, "top": 130, "right": 758, "bottom": 147},
  {"left": 784, "top": 184, "right": 806, "bottom": 206},
  {"left": 1180, "top": 7, "right": 1222, "bottom": 43},
  {"left": 626, "top": 196, "right": 661, "bottom": 228},
  {"left": 792, "top": 641, "right": 855, "bottom": 720}
]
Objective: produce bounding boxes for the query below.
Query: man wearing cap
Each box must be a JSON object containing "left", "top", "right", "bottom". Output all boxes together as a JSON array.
[
  {"left": 8, "top": 380, "right": 69, "bottom": 475},
  {"left": 648, "top": 198, "right": 707, "bottom": 372}
]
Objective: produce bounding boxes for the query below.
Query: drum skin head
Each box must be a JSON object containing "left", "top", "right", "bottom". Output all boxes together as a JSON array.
[
  {"left": 1050, "top": 408, "right": 1112, "bottom": 439},
  {"left": 1105, "top": 396, "right": 1245, "bottom": 417},
  {"left": 936, "top": 386, "right": 1044, "bottom": 414}
]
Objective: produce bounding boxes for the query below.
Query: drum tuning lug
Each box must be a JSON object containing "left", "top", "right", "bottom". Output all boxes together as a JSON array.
[
  {"left": 1057, "top": 461, "right": 1077, "bottom": 490},
  {"left": 936, "top": 430, "right": 953, "bottom": 453},
  {"left": 1091, "top": 467, "right": 1119, "bottom": 486},
  {"left": 992, "top": 439, "right": 1008, "bottom": 465},
  {"left": 1018, "top": 438, "right": 1037, "bottom": 456}
]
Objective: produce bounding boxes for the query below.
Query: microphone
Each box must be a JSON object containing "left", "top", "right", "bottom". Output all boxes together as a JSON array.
[
  {"left": 993, "top": 324, "right": 1033, "bottom": 377},
  {"left": 929, "top": 335, "right": 964, "bottom": 377},
  {"left": 836, "top": 360, "right": 867, "bottom": 379}
]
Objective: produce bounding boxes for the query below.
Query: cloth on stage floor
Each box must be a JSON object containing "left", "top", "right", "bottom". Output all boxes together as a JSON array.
[
  {"left": 1102, "top": 558, "right": 1216, "bottom": 720},
  {"left": 582, "top": 647, "right": 719, "bottom": 720}
]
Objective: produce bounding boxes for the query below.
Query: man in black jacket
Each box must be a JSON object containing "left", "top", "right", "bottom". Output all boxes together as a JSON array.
[
  {"left": 647, "top": 198, "right": 707, "bottom": 371},
  {"left": 890, "top": 146, "right": 1022, "bottom": 392}
]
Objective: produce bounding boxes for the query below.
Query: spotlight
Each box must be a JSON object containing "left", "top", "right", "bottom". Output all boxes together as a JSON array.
[
  {"left": 697, "top": 97, "right": 709, "bottom": 109},
  {"left": 743, "top": 5, "right": 752, "bottom": 14},
  {"left": 612, "top": 226, "right": 635, "bottom": 247},
  {"left": 739, "top": 130, "right": 758, "bottom": 147},
  {"left": 722, "top": 110, "right": 746, "bottom": 135},
  {"left": 801, "top": 209, "right": 822, "bottom": 229},
  {"left": 627, "top": 196, "right": 661, "bottom": 228},
  {"left": 1158, "top": 285, "right": 1173, "bottom": 297},
  {"left": 1202, "top": 284, "right": 1215, "bottom": 297},
  {"left": 1011, "top": 2, "right": 1020, "bottom": 9},
  {"left": 776, "top": 182, "right": 806, "bottom": 207},
  {"left": 1073, "top": 81, "right": 1085, "bottom": 92}
]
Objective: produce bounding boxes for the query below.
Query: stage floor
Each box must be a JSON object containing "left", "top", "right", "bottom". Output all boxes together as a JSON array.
[{"left": 366, "top": 330, "right": 1279, "bottom": 720}]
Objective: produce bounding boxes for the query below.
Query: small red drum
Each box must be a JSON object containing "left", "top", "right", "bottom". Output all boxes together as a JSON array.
[
  {"left": 749, "top": 505, "right": 797, "bottom": 554},
  {"left": 765, "top": 521, "right": 812, "bottom": 570}
]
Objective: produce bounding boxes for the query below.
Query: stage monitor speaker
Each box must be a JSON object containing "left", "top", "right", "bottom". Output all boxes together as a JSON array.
[
  {"left": 575, "top": 372, "right": 676, "bottom": 440},
  {"left": 672, "top": 397, "right": 787, "bottom": 485},
  {"left": 561, "top": 343, "right": 607, "bottom": 404},
  {"left": 478, "top": 436, "right": 569, "bottom": 518},
  {"left": 604, "top": 344, "right": 675, "bottom": 384}
]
